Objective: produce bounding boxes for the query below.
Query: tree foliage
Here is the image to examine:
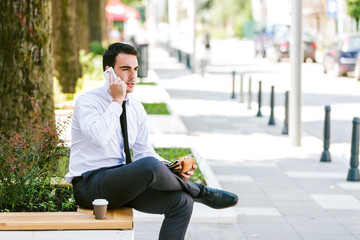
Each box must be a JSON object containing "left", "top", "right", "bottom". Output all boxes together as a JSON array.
[
  {"left": 210, "top": 0, "right": 252, "bottom": 37},
  {"left": 0, "top": 0, "right": 54, "bottom": 133},
  {"left": 121, "top": 0, "right": 143, "bottom": 5},
  {"left": 346, "top": 0, "right": 360, "bottom": 31}
]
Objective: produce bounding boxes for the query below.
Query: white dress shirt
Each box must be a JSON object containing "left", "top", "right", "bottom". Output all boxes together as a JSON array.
[{"left": 65, "top": 81, "right": 165, "bottom": 183}]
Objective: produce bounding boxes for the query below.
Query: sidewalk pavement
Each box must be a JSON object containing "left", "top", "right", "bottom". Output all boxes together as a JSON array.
[{"left": 132, "top": 46, "right": 360, "bottom": 240}]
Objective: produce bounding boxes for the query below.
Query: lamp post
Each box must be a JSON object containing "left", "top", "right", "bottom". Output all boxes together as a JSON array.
[{"left": 290, "top": 0, "right": 302, "bottom": 146}]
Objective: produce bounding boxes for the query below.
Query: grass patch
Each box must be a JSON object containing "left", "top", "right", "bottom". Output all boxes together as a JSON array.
[
  {"left": 137, "top": 82, "right": 157, "bottom": 86},
  {"left": 142, "top": 102, "right": 170, "bottom": 115},
  {"left": 155, "top": 147, "right": 206, "bottom": 186}
]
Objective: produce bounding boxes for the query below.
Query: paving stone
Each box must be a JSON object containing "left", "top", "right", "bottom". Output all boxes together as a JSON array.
[
  {"left": 234, "top": 207, "right": 281, "bottom": 216},
  {"left": 299, "top": 233, "right": 357, "bottom": 240},
  {"left": 311, "top": 194, "right": 360, "bottom": 210}
]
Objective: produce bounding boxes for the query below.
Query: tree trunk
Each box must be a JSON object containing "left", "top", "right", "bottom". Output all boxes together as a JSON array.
[
  {"left": 100, "top": 0, "right": 108, "bottom": 46},
  {"left": 76, "top": 0, "right": 90, "bottom": 52},
  {"left": 0, "top": 0, "right": 54, "bottom": 133},
  {"left": 88, "top": 0, "right": 102, "bottom": 43},
  {"left": 52, "top": 0, "right": 82, "bottom": 94},
  {"left": 88, "top": 0, "right": 108, "bottom": 45}
]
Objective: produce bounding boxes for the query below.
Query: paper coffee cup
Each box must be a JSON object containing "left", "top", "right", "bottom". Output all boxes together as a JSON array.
[{"left": 92, "top": 199, "right": 108, "bottom": 219}]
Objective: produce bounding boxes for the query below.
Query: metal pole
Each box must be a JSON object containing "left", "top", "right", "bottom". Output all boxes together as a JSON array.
[
  {"left": 289, "top": 0, "right": 302, "bottom": 146},
  {"left": 239, "top": 73, "right": 244, "bottom": 103},
  {"left": 347, "top": 117, "right": 360, "bottom": 181},
  {"left": 231, "top": 70, "right": 236, "bottom": 99},
  {"left": 282, "top": 91, "right": 289, "bottom": 135},
  {"left": 191, "top": 0, "right": 196, "bottom": 71},
  {"left": 200, "top": 58, "right": 205, "bottom": 77},
  {"left": 248, "top": 76, "right": 252, "bottom": 110},
  {"left": 256, "top": 81, "right": 262, "bottom": 117},
  {"left": 268, "top": 86, "right": 275, "bottom": 125},
  {"left": 320, "top": 106, "right": 331, "bottom": 162}
]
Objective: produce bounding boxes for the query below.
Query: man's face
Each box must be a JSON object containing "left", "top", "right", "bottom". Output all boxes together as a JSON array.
[{"left": 113, "top": 53, "right": 139, "bottom": 93}]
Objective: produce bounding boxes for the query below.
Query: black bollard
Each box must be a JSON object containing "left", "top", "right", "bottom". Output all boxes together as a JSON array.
[
  {"left": 248, "top": 76, "right": 252, "bottom": 110},
  {"left": 178, "top": 50, "right": 182, "bottom": 63},
  {"left": 239, "top": 73, "right": 244, "bottom": 103},
  {"left": 256, "top": 81, "right": 262, "bottom": 117},
  {"left": 282, "top": 91, "right": 289, "bottom": 135},
  {"left": 347, "top": 117, "right": 360, "bottom": 181},
  {"left": 320, "top": 106, "right": 331, "bottom": 162},
  {"left": 268, "top": 86, "right": 275, "bottom": 125},
  {"left": 231, "top": 71, "right": 236, "bottom": 99}
]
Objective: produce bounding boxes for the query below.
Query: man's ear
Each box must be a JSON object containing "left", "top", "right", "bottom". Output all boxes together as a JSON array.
[{"left": 105, "top": 66, "right": 110, "bottom": 70}]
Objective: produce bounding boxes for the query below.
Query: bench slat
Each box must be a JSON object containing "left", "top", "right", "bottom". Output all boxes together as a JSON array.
[{"left": 0, "top": 208, "right": 133, "bottom": 230}]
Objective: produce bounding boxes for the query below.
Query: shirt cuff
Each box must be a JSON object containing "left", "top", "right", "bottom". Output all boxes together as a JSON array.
[{"left": 108, "top": 101, "right": 122, "bottom": 116}]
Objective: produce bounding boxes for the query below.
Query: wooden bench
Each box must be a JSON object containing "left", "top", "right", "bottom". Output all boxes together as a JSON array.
[{"left": 0, "top": 207, "right": 133, "bottom": 240}]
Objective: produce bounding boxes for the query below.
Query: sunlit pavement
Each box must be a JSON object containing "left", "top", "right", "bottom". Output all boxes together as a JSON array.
[{"left": 133, "top": 40, "right": 360, "bottom": 240}]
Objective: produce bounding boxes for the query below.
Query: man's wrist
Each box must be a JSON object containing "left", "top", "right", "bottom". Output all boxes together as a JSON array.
[{"left": 112, "top": 98, "right": 124, "bottom": 104}]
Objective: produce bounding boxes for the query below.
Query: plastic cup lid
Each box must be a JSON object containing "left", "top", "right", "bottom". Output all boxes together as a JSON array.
[{"left": 92, "top": 199, "right": 109, "bottom": 205}]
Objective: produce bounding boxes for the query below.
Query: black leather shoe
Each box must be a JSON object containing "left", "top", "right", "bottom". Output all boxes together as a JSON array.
[{"left": 194, "top": 186, "right": 238, "bottom": 209}]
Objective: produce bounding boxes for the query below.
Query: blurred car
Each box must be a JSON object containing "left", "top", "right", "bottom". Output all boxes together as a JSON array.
[
  {"left": 323, "top": 34, "right": 360, "bottom": 77},
  {"left": 254, "top": 24, "right": 289, "bottom": 58},
  {"left": 355, "top": 54, "right": 360, "bottom": 81},
  {"left": 266, "top": 31, "right": 317, "bottom": 63}
]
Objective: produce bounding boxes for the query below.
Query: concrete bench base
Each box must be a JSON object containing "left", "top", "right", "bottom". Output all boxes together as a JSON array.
[{"left": 0, "top": 230, "right": 133, "bottom": 240}]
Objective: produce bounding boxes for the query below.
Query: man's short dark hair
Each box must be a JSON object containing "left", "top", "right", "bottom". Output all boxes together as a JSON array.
[{"left": 102, "top": 42, "right": 139, "bottom": 71}]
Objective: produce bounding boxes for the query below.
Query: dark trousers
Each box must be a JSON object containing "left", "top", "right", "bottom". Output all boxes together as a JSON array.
[{"left": 72, "top": 157, "right": 201, "bottom": 240}]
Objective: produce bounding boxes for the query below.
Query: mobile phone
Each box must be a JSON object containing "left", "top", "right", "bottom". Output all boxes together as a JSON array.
[{"left": 103, "top": 67, "right": 117, "bottom": 83}]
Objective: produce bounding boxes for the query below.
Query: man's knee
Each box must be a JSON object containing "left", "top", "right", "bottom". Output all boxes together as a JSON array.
[
  {"left": 168, "top": 192, "right": 194, "bottom": 216},
  {"left": 138, "top": 157, "right": 168, "bottom": 176},
  {"left": 180, "top": 193, "right": 194, "bottom": 215}
]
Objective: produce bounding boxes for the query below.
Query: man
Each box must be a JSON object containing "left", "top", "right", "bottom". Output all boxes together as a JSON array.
[{"left": 65, "top": 42, "right": 238, "bottom": 240}]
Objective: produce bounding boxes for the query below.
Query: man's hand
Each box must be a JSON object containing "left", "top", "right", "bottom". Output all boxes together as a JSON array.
[
  {"left": 107, "top": 70, "right": 126, "bottom": 104},
  {"left": 178, "top": 164, "right": 197, "bottom": 180}
]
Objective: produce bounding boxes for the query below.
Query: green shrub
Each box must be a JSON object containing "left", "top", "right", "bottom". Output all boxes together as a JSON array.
[
  {"left": 79, "top": 50, "right": 97, "bottom": 75},
  {"left": 77, "top": 50, "right": 104, "bottom": 88},
  {"left": 90, "top": 41, "right": 105, "bottom": 55},
  {"left": 0, "top": 97, "right": 75, "bottom": 212},
  {"left": 210, "top": 27, "right": 228, "bottom": 39}
]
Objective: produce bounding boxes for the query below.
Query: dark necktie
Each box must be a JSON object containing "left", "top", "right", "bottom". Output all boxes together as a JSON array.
[{"left": 120, "top": 101, "right": 131, "bottom": 164}]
